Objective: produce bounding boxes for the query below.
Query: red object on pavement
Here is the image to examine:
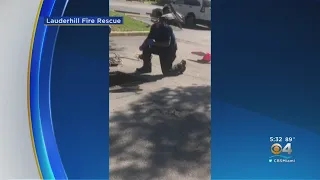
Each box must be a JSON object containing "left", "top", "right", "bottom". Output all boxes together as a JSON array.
[{"left": 202, "top": 53, "right": 211, "bottom": 62}]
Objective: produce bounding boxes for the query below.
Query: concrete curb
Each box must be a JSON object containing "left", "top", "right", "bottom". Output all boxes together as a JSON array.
[
  {"left": 113, "top": 10, "right": 150, "bottom": 18},
  {"left": 113, "top": 10, "right": 152, "bottom": 16},
  {"left": 125, "top": 13, "right": 150, "bottom": 18},
  {"left": 110, "top": 31, "right": 149, "bottom": 37},
  {"left": 114, "top": 10, "right": 140, "bottom": 15}
]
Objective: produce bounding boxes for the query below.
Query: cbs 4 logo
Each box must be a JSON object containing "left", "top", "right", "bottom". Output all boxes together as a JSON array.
[{"left": 271, "top": 143, "right": 292, "bottom": 155}]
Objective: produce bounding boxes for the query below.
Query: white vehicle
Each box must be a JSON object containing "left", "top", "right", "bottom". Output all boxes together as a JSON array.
[{"left": 163, "top": 0, "right": 211, "bottom": 28}]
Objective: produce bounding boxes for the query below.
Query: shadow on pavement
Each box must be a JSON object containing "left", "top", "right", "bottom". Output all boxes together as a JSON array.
[
  {"left": 110, "top": 73, "right": 164, "bottom": 93},
  {"left": 109, "top": 85, "right": 211, "bottom": 180},
  {"left": 187, "top": 59, "right": 211, "bottom": 64}
]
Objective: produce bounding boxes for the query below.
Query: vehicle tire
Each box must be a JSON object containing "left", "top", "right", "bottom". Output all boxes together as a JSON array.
[{"left": 185, "top": 14, "right": 195, "bottom": 28}]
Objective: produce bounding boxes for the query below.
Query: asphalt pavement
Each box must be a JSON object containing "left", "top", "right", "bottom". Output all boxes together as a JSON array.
[{"left": 109, "top": 36, "right": 211, "bottom": 180}]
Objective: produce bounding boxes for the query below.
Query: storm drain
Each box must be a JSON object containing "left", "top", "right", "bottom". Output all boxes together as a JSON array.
[{"left": 109, "top": 71, "right": 147, "bottom": 87}]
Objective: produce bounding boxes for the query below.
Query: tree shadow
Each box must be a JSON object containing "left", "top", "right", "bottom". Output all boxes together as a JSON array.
[
  {"left": 109, "top": 73, "right": 164, "bottom": 93},
  {"left": 109, "top": 85, "right": 211, "bottom": 180}
]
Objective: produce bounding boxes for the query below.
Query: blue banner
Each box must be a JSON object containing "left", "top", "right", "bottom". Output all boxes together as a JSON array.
[{"left": 44, "top": 16, "right": 123, "bottom": 26}]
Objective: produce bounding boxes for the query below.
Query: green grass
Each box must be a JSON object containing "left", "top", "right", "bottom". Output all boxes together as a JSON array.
[{"left": 109, "top": 11, "right": 150, "bottom": 32}]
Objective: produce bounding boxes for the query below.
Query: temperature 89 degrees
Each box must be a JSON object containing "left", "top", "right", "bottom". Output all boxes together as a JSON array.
[{"left": 285, "top": 137, "right": 295, "bottom": 142}]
